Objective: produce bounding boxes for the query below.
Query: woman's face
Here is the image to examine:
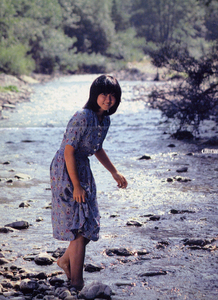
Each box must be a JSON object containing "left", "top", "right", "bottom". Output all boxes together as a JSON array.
[{"left": 97, "top": 93, "right": 116, "bottom": 113}]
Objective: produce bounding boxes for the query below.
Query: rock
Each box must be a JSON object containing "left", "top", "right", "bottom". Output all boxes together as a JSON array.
[
  {"left": 49, "top": 276, "right": 64, "bottom": 286},
  {"left": 174, "top": 176, "right": 191, "bottom": 182},
  {"left": 2, "top": 161, "right": 10, "bottom": 165},
  {"left": 20, "top": 279, "right": 39, "bottom": 293},
  {"left": 19, "top": 202, "right": 30, "bottom": 208},
  {"left": 109, "top": 214, "right": 120, "bottom": 218},
  {"left": 37, "top": 281, "right": 51, "bottom": 293},
  {"left": 84, "top": 263, "right": 104, "bottom": 273},
  {"left": 6, "top": 179, "right": 13, "bottom": 183},
  {"left": 138, "top": 155, "right": 151, "bottom": 160},
  {"left": 5, "top": 221, "right": 29, "bottom": 230},
  {"left": 149, "top": 215, "right": 160, "bottom": 221},
  {"left": 78, "top": 281, "right": 112, "bottom": 300},
  {"left": 167, "top": 177, "right": 173, "bottom": 182},
  {"left": 44, "top": 296, "right": 59, "bottom": 300},
  {"left": 140, "top": 270, "right": 167, "bottom": 277},
  {"left": 171, "top": 130, "right": 193, "bottom": 140},
  {"left": 105, "top": 248, "right": 133, "bottom": 257},
  {"left": 156, "top": 241, "right": 170, "bottom": 249},
  {"left": 2, "top": 104, "right": 16, "bottom": 109},
  {"left": 168, "top": 144, "right": 176, "bottom": 147},
  {"left": 203, "top": 136, "right": 218, "bottom": 146},
  {"left": 18, "top": 75, "right": 39, "bottom": 84},
  {"left": 136, "top": 250, "right": 149, "bottom": 255},
  {"left": 115, "top": 281, "right": 135, "bottom": 287},
  {"left": 0, "top": 227, "right": 15, "bottom": 233},
  {"left": 35, "top": 272, "right": 47, "bottom": 279},
  {"left": 55, "top": 287, "right": 71, "bottom": 299},
  {"left": 23, "top": 254, "right": 36, "bottom": 261},
  {"left": 126, "top": 220, "right": 143, "bottom": 227},
  {"left": 52, "top": 247, "right": 67, "bottom": 258},
  {"left": 170, "top": 209, "right": 195, "bottom": 214},
  {"left": 36, "top": 217, "right": 43, "bottom": 222},
  {"left": 0, "top": 258, "right": 9, "bottom": 265},
  {"left": 65, "top": 296, "right": 77, "bottom": 300},
  {"left": 14, "top": 173, "right": 31, "bottom": 180},
  {"left": 34, "top": 253, "right": 55, "bottom": 265},
  {"left": 176, "top": 167, "right": 188, "bottom": 173},
  {"left": 183, "top": 239, "right": 210, "bottom": 247},
  {"left": 21, "top": 140, "right": 36, "bottom": 143}
]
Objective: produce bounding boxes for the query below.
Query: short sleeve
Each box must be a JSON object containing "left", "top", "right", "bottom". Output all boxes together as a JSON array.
[{"left": 63, "top": 110, "right": 88, "bottom": 149}]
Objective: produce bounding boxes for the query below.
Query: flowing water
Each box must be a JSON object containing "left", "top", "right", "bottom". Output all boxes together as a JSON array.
[{"left": 0, "top": 75, "right": 217, "bottom": 299}]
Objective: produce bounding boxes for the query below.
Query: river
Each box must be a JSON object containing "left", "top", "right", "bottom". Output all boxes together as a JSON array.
[{"left": 0, "top": 74, "right": 217, "bottom": 299}]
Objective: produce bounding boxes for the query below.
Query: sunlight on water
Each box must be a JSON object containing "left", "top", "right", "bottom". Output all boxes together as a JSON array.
[{"left": 0, "top": 75, "right": 217, "bottom": 300}]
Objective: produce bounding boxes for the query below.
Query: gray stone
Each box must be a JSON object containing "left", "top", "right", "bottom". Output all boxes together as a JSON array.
[
  {"left": 19, "top": 202, "right": 30, "bottom": 208},
  {"left": 105, "top": 248, "right": 133, "bottom": 257},
  {"left": 138, "top": 155, "right": 151, "bottom": 160},
  {"left": 139, "top": 270, "right": 167, "bottom": 277},
  {"left": 14, "top": 173, "right": 31, "bottom": 180},
  {"left": 5, "top": 221, "right": 29, "bottom": 230},
  {"left": 174, "top": 176, "right": 191, "bottom": 182},
  {"left": 55, "top": 287, "right": 71, "bottom": 299},
  {"left": 20, "top": 279, "right": 39, "bottom": 293},
  {"left": 34, "top": 253, "right": 55, "bottom": 265},
  {"left": 0, "top": 258, "right": 9, "bottom": 265},
  {"left": 49, "top": 276, "right": 64, "bottom": 286},
  {"left": 65, "top": 296, "right": 78, "bottom": 300},
  {"left": 176, "top": 167, "right": 188, "bottom": 173},
  {"left": 43, "top": 296, "right": 59, "bottom": 300},
  {"left": 78, "top": 281, "right": 112, "bottom": 299},
  {"left": 84, "top": 263, "right": 104, "bottom": 273},
  {"left": 126, "top": 220, "right": 142, "bottom": 227},
  {"left": 0, "top": 227, "right": 15, "bottom": 233}
]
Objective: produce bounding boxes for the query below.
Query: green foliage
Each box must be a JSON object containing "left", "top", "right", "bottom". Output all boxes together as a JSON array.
[
  {"left": 0, "top": 0, "right": 217, "bottom": 75},
  {"left": 0, "top": 85, "right": 19, "bottom": 93},
  {"left": 108, "top": 28, "right": 145, "bottom": 61},
  {"left": 0, "top": 43, "right": 35, "bottom": 75}
]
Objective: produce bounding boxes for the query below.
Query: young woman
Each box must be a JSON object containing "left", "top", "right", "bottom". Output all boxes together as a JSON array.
[{"left": 50, "top": 75, "right": 127, "bottom": 290}]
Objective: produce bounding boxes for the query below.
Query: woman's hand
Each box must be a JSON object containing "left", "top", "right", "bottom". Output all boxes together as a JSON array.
[
  {"left": 112, "top": 171, "right": 128, "bottom": 189},
  {"left": 73, "top": 185, "right": 86, "bottom": 203}
]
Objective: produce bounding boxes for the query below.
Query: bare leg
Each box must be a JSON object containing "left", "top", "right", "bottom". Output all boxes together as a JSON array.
[
  {"left": 57, "top": 247, "right": 71, "bottom": 280},
  {"left": 57, "top": 234, "right": 89, "bottom": 288},
  {"left": 69, "top": 234, "right": 89, "bottom": 289}
]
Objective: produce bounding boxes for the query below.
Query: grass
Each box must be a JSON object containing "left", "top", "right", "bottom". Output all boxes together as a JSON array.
[{"left": 0, "top": 85, "right": 19, "bottom": 93}]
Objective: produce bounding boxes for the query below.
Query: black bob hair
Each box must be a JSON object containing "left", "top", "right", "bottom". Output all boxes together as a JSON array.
[{"left": 84, "top": 75, "right": 121, "bottom": 116}]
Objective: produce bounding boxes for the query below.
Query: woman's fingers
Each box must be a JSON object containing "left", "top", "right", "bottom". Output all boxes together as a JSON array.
[
  {"left": 113, "top": 172, "right": 128, "bottom": 188},
  {"left": 73, "top": 186, "right": 86, "bottom": 203}
]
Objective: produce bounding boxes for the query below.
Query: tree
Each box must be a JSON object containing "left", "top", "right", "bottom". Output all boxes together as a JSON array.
[
  {"left": 148, "top": 46, "right": 218, "bottom": 134},
  {"left": 131, "top": 0, "right": 206, "bottom": 57}
]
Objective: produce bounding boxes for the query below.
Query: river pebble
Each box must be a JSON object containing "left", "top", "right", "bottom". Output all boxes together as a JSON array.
[
  {"left": 34, "top": 253, "right": 55, "bottom": 266},
  {"left": 78, "top": 281, "right": 112, "bottom": 300},
  {"left": 4, "top": 221, "right": 29, "bottom": 230}
]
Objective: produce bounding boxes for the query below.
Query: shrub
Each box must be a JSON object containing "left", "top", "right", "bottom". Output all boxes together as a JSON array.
[
  {"left": 148, "top": 46, "right": 218, "bottom": 134},
  {"left": 0, "top": 43, "right": 35, "bottom": 75}
]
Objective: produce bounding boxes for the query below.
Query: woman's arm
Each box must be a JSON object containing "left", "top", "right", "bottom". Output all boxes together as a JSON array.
[
  {"left": 64, "top": 144, "right": 86, "bottom": 203},
  {"left": 95, "top": 148, "right": 128, "bottom": 188}
]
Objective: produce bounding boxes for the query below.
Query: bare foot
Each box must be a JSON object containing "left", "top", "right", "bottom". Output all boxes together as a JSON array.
[
  {"left": 71, "top": 281, "right": 84, "bottom": 292},
  {"left": 57, "top": 257, "right": 71, "bottom": 280}
]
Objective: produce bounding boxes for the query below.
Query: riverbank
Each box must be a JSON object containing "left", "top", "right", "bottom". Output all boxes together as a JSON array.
[{"left": 0, "top": 64, "right": 161, "bottom": 120}]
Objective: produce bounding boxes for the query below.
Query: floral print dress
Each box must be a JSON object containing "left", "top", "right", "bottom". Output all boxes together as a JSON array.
[{"left": 50, "top": 109, "right": 110, "bottom": 241}]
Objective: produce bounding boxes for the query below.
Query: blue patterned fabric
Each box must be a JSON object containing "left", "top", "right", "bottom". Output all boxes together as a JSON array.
[{"left": 50, "top": 109, "right": 110, "bottom": 241}]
